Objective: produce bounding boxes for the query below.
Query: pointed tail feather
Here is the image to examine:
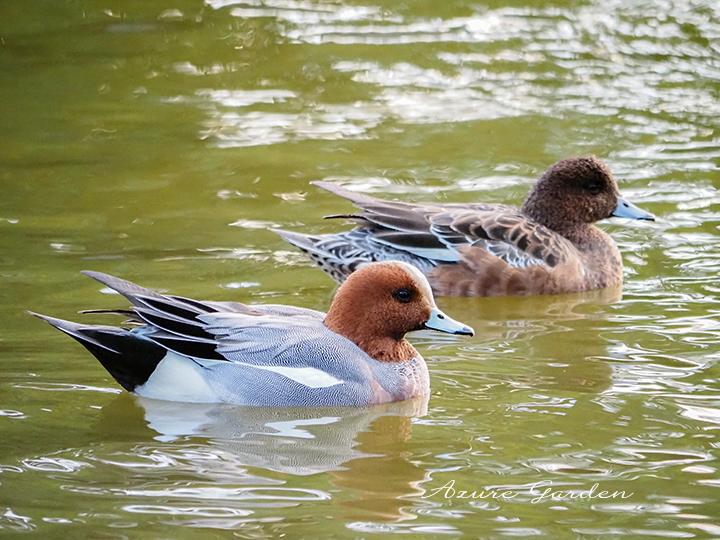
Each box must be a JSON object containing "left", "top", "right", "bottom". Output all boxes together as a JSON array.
[
  {"left": 29, "top": 312, "right": 119, "bottom": 353},
  {"left": 29, "top": 311, "right": 165, "bottom": 392},
  {"left": 79, "top": 308, "right": 137, "bottom": 317},
  {"left": 272, "top": 228, "right": 326, "bottom": 255},
  {"left": 81, "top": 270, "right": 164, "bottom": 306},
  {"left": 311, "top": 181, "right": 379, "bottom": 205},
  {"left": 311, "top": 181, "right": 417, "bottom": 214},
  {"left": 271, "top": 228, "right": 370, "bottom": 282}
]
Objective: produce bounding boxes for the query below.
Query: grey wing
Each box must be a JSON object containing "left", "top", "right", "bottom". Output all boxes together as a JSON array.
[
  {"left": 252, "top": 304, "right": 325, "bottom": 319},
  {"left": 198, "top": 312, "right": 364, "bottom": 369},
  {"left": 196, "top": 313, "right": 376, "bottom": 406},
  {"left": 79, "top": 272, "right": 374, "bottom": 405},
  {"left": 79, "top": 271, "right": 327, "bottom": 361},
  {"left": 204, "top": 302, "right": 325, "bottom": 320}
]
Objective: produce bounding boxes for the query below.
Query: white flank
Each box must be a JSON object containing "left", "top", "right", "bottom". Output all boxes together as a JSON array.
[
  {"left": 135, "top": 352, "right": 220, "bottom": 403},
  {"left": 241, "top": 364, "right": 345, "bottom": 389}
]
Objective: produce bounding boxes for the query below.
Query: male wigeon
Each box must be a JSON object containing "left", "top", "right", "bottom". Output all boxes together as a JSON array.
[
  {"left": 275, "top": 157, "right": 655, "bottom": 297},
  {"left": 30, "top": 262, "right": 473, "bottom": 405}
]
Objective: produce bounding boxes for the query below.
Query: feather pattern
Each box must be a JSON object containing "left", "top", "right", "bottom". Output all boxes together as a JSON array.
[
  {"left": 275, "top": 164, "right": 639, "bottom": 296},
  {"left": 34, "top": 270, "right": 432, "bottom": 405},
  {"left": 276, "top": 183, "right": 577, "bottom": 281},
  {"left": 81, "top": 272, "right": 332, "bottom": 364},
  {"left": 315, "top": 183, "right": 577, "bottom": 270}
]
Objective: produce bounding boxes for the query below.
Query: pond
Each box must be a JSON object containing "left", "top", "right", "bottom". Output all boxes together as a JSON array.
[{"left": 1, "top": 0, "right": 719, "bottom": 537}]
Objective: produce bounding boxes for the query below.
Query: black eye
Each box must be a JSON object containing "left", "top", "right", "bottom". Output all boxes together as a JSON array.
[
  {"left": 392, "top": 288, "right": 412, "bottom": 303},
  {"left": 583, "top": 181, "right": 603, "bottom": 195}
]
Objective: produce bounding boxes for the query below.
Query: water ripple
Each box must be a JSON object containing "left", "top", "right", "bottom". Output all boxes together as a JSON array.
[
  {"left": 3, "top": 0, "right": 719, "bottom": 537},
  {"left": 194, "top": 0, "right": 718, "bottom": 150}
]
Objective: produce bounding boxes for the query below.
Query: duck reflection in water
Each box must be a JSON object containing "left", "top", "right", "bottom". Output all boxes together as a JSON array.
[{"left": 117, "top": 394, "right": 432, "bottom": 522}]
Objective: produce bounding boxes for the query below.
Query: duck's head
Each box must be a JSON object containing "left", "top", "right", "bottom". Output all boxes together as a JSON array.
[
  {"left": 324, "top": 261, "right": 473, "bottom": 362},
  {"left": 521, "top": 157, "right": 654, "bottom": 230}
]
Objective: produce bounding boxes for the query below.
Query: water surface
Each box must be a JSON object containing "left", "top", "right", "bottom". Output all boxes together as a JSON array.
[{"left": 1, "top": 0, "right": 719, "bottom": 537}]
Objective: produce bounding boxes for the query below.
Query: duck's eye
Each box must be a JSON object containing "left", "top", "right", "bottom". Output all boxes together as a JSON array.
[
  {"left": 583, "top": 181, "right": 603, "bottom": 195},
  {"left": 392, "top": 288, "right": 413, "bottom": 303}
]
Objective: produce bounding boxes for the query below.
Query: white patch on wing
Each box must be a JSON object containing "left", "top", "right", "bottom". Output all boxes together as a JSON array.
[
  {"left": 238, "top": 363, "right": 345, "bottom": 389},
  {"left": 373, "top": 235, "right": 460, "bottom": 262},
  {"left": 135, "top": 352, "right": 220, "bottom": 403}
]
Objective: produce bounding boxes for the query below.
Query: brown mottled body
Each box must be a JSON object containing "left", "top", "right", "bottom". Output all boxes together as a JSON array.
[
  {"left": 277, "top": 156, "right": 653, "bottom": 298},
  {"left": 430, "top": 225, "right": 622, "bottom": 297}
]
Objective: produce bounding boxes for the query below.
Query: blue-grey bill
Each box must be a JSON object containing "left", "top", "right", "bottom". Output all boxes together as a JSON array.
[
  {"left": 612, "top": 197, "right": 655, "bottom": 221},
  {"left": 424, "top": 308, "right": 474, "bottom": 336}
]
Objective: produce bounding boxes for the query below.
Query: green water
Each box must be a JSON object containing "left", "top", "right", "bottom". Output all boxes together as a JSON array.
[{"left": 1, "top": 0, "right": 719, "bottom": 537}]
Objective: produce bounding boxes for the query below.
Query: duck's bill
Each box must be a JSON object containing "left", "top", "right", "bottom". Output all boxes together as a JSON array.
[
  {"left": 424, "top": 307, "right": 474, "bottom": 336},
  {"left": 612, "top": 198, "right": 655, "bottom": 221}
]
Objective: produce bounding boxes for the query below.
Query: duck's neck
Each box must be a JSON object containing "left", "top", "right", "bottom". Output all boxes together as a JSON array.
[
  {"left": 324, "top": 310, "right": 418, "bottom": 362},
  {"left": 349, "top": 333, "right": 418, "bottom": 363},
  {"left": 564, "top": 224, "right": 611, "bottom": 249},
  {"left": 553, "top": 222, "right": 603, "bottom": 248},
  {"left": 521, "top": 193, "right": 569, "bottom": 233},
  {"left": 521, "top": 197, "right": 599, "bottom": 247}
]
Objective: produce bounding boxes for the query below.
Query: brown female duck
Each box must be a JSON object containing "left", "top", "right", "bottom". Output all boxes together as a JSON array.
[{"left": 275, "top": 157, "right": 654, "bottom": 297}]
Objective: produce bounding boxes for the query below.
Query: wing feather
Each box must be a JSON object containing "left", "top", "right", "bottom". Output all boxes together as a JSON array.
[
  {"left": 77, "top": 273, "right": 352, "bottom": 376},
  {"left": 81, "top": 272, "right": 248, "bottom": 360},
  {"left": 312, "top": 184, "right": 577, "bottom": 269}
]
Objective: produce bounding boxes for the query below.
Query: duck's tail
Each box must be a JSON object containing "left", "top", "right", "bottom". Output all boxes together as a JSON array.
[
  {"left": 271, "top": 228, "right": 375, "bottom": 283},
  {"left": 273, "top": 226, "right": 438, "bottom": 283},
  {"left": 28, "top": 311, "right": 165, "bottom": 392}
]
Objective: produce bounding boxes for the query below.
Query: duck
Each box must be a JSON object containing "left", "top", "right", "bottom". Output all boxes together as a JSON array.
[
  {"left": 30, "top": 262, "right": 473, "bottom": 406},
  {"left": 275, "top": 157, "right": 655, "bottom": 297}
]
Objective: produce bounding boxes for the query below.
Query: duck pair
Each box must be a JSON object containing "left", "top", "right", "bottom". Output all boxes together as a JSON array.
[{"left": 34, "top": 157, "right": 654, "bottom": 407}]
